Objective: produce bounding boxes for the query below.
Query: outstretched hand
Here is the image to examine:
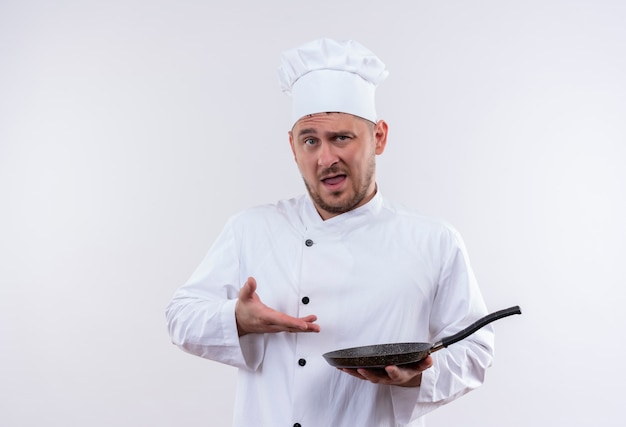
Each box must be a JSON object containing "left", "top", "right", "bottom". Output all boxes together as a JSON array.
[
  {"left": 339, "top": 356, "right": 434, "bottom": 388},
  {"left": 235, "top": 277, "right": 320, "bottom": 336}
]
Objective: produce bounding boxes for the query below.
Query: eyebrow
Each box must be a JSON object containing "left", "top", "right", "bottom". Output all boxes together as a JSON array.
[
  {"left": 296, "top": 129, "right": 357, "bottom": 139},
  {"left": 327, "top": 131, "right": 356, "bottom": 139},
  {"left": 296, "top": 128, "right": 318, "bottom": 138}
]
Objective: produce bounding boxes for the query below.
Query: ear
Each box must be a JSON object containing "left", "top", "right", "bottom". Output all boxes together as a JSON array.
[
  {"left": 288, "top": 130, "right": 297, "bottom": 160},
  {"left": 374, "top": 120, "right": 388, "bottom": 155}
]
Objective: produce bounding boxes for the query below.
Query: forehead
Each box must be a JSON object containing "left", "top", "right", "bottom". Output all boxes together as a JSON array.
[{"left": 292, "top": 112, "right": 368, "bottom": 134}]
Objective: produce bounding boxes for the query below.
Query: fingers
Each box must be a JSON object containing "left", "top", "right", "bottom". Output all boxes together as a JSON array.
[
  {"left": 339, "top": 368, "right": 385, "bottom": 382},
  {"left": 263, "top": 311, "right": 320, "bottom": 334},
  {"left": 246, "top": 276, "right": 257, "bottom": 293},
  {"left": 359, "top": 368, "right": 392, "bottom": 383},
  {"left": 262, "top": 311, "right": 320, "bottom": 333},
  {"left": 299, "top": 315, "right": 321, "bottom": 332},
  {"left": 339, "top": 356, "right": 433, "bottom": 387},
  {"left": 347, "top": 366, "right": 419, "bottom": 387},
  {"left": 236, "top": 277, "right": 320, "bottom": 335},
  {"left": 383, "top": 366, "right": 406, "bottom": 382},
  {"left": 238, "top": 277, "right": 257, "bottom": 300},
  {"left": 418, "top": 355, "right": 433, "bottom": 371}
]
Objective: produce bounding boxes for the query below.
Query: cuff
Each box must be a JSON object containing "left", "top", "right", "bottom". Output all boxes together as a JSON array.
[
  {"left": 221, "top": 298, "right": 264, "bottom": 370},
  {"left": 389, "top": 361, "right": 441, "bottom": 424}
]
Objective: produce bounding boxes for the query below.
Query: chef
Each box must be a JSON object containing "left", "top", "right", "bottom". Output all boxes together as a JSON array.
[{"left": 166, "top": 38, "right": 494, "bottom": 427}]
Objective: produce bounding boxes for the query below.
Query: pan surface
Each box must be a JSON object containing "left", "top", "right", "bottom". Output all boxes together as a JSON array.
[
  {"left": 323, "top": 305, "right": 522, "bottom": 369},
  {"left": 323, "top": 342, "right": 432, "bottom": 368}
]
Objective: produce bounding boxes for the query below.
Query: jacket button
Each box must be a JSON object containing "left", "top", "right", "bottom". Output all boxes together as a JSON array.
[
  {"left": 301, "top": 296, "right": 310, "bottom": 304},
  {"left": 298, "top": 358, "right": 306, "bottom": 366},
  {"left": 305, "top": 239, "right": 314, "bottom": 247}
]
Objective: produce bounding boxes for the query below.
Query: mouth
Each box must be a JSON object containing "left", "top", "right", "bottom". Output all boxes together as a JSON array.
[{"left": 321, "top": 174, "right": 347, "bottom": 189}]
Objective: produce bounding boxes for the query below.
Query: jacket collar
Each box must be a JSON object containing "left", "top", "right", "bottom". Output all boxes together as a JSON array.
[{"left": 301, "top": 188, "right": 383, "bottom": 232}]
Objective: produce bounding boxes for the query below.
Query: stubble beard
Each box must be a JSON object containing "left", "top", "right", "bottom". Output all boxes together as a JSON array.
[{"left": 303, "top": 156, "right": 376, "bottom": 216}]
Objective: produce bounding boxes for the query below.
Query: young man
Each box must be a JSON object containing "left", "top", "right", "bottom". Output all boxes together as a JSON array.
[{"left": 166, "top": 38, "right": 494, "bottom": 427}]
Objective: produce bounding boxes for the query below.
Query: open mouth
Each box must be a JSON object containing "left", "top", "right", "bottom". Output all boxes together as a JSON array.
[
  {"left": 320, "top": 174, "right": 347, "bottom": 192},
  {"left": 322, "top": 174, "right": 347, "bottom": 186}
]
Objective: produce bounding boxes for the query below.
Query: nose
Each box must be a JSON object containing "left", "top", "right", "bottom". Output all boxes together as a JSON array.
[{"left": 317, "top": 142, "right": 339, "bottom": 168}]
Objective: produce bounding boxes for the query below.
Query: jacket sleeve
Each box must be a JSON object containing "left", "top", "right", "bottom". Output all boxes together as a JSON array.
[
  {"left": 390, "top": 227, "right": 495, "bottom": 424},
  {"left": 165, "top": 217, "right": 265, "bottom": 370}
]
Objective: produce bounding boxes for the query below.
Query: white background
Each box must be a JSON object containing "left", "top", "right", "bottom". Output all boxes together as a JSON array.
[{"left": 1, "top": 1, "right": 625, "bottom": 426}]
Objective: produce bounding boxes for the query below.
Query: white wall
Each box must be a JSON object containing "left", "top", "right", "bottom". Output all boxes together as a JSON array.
[{"left": 1, "top": 1, "right": 625, "bottom": 426}]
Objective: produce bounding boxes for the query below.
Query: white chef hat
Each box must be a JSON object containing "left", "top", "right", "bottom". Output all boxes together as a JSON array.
[{"left": 277, "top": 38, "right": 388, "bottom": 127}]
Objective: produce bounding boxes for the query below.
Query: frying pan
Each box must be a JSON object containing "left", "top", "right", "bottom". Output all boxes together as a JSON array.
[{"left": 323, "top": 305, "right": 521, "bottom": 368}]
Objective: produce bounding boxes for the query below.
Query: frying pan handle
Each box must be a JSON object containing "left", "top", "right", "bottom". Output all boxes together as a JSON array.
[{"left": 440, "top": 305, "right": 522, "bottom": 349}]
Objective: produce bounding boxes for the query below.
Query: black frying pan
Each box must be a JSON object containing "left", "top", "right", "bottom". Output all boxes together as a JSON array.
[{"left": 323, "top": 305, "right": 521, "bottom": 368}]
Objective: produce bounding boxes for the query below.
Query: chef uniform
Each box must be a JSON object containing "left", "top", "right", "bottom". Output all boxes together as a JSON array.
[{"left": 166, "top": 38, "right": 494, "bottom": 427}]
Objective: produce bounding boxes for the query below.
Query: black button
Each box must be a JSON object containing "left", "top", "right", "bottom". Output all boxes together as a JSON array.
[
  {"left": 294, "top": 424, "right": 302, "bottom": 427},
  {"left": 305, "top": 239, "right": 314, "bottom": 247},
  {"left": 301, "top": 296, "right": 310, "bottom": 304},
  {"left": 298, "top": 358, "right": 306, "bottom": 366}
]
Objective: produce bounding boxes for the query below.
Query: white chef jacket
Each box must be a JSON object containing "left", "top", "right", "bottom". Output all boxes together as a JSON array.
[{"left": 166, "top": 191, "right": 494, "bottom": 427}]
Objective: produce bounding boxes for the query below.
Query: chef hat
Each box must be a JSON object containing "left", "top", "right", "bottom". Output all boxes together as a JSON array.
[{"left": 277, "top": 38, "right": 388, "bottom": 127}]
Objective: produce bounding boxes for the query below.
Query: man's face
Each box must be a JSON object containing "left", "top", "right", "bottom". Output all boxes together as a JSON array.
[{"left": 289, "top": 112, "right": 388, "bottom": 220}]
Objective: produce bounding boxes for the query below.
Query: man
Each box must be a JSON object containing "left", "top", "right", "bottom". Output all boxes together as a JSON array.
[{"left": 166, "top": 38, "right": 494, "bottom": 427}]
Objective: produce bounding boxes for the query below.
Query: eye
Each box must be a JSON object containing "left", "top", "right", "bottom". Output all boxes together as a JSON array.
[{"left": 303, "top": 137, "right": 317, "bottom": 146}]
